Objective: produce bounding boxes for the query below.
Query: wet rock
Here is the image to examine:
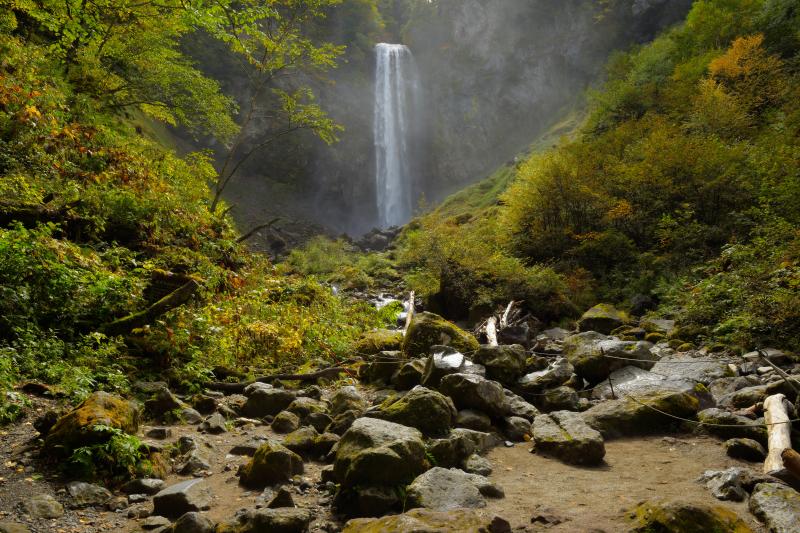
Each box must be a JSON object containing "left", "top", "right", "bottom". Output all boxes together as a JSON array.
[
  {"left": 218, "top": 508, "right": 313, "bottom": 533},
  {"left": 533, "top": 411, "right": 605, "bottom": 465},
  {"left": 697, "top": 408, "right": 768, "bottom": 445},
  {"left": 333, "top": 417, "right": 428, "bottom": 488},
  {"left": 583, "top": 390, "right": 699, "bottom": 439},
  {"left": 66, "top": 481, "right": 112, "bottom": 508},
  {"left": 406, "top": 467, "right": 486, "bottom": 510},
  {"left": 44, "top": 391, "right": 139, "bottom": 455},
  {"left": 199, "top": 412, "right": 227, "bottom": 434},
  {"left": 403, "top": 312, "right": 480, "bottom": 359},
  {"left": 456, "top": 409, "right": 492, "bottom": 432},
  {"left": 342, "top": 508, "right": 508, "bottom": 533},
  {"left": 564, "top": 333, "right": 655, "bottom": 384},
  {"left": 242, "top": 387, "right": 295, "bottom": 418},
  {"left": 578, "top": 304, "right": 628, "bottom": 334},
  {"left": 439, "top": 373, "right": 509, "bottom": 418},
  {"left": 23, "top": 494, "right": 64, "bottom": 519},
  {"left": 724, "top": 438, "right": 767, "bottom": 462},
  {"left": 630, "top": 500, "right": 752, "bottom": 532},
  {"left": 152, "top": 479, "right": 212, "bottom": 519},
  {"left": 271, "top": 411, "right": 301, "bottom": 434},
  {"left": 539, "top": 386, "right": 580, "bottom": 412},
  {"left": 473, "top": 345, "right": 527, "bottom": 385},
  {"left": 518, "top": 357, "right": 574, "bottom": 393},
  {"left": 749, "top": 482, "right": 800, "bottom": 533},
  {"left": 503, "top": 416, "right": 531, "bottom": 442},
  {"left": 170, "top": 512, "right": 215, "bottom": 533},
  {"left": 330, "top": 386, "right": 368, "bottom": 417},
  {"left": 392, "top": 358, "right": 426, "bottom": 390},
  {"left": 366, "top": 386, "right": 457, "bottom": 437},
  {"left": 122, "top": 478, "right": 165, "bottom": 495},
  {"left": 463, "top": 453, "right": 493, "bottom": 476},
  {"left": 239, "top": 441, "right": 304, "bottom": 488}
]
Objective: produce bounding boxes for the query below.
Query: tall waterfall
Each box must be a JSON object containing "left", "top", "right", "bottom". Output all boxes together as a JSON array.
[{"left": 374, "top": 43, "right": 419, "bottom": 228}]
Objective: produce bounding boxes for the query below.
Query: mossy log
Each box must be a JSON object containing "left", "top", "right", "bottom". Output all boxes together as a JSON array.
[{"left": 101, "top": 279, "right": 200, "bottom": 336}]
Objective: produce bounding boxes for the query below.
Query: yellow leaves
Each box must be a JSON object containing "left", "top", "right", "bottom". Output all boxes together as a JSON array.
[
  {"left": 709, "top": 34, "right": 767, "bottom": 80},
  {"left": 606, "top": 199, "right": 633, "bottom": 222},
  {"left": 20, "top": 104, "right": 41, "bottom": 122}
]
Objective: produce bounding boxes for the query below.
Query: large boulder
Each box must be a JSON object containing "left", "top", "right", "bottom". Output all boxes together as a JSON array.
[
  {"left": 333, "top": 418, "right": 428, "bottom": 488},
  {"left": 239, "top": 441, "right": 304, "bottom": 488},
  {"left": 563, "top": 332, "right": 655, "bottom": 384},
  {"left": 591, "top": 365, "right": 694, "bottom": 401},
  {"left": 439, "top": 373, "right": 508, "bottom": 418},
  {"left": 342, "top": 508, "right": 507, "bottom": 533},
  {"left": 518, "top": 357, "right": 574, "bottom": 394},
  {"left": 421, "top": 346, "right": 484, "bottom": 387},
  {"left": 629, "top": 500, "right": 752, "bottom": 532},
  {"left": 651, "top": 352, "right": 731, "bottom": 385},
  {"left": 44, "top": 392, "right": 139, "bottom": 455},
  {"left": 403, "top": 312, "right": 479, "bottom": 359},
  {"left": 366, "top": 387, "right": 457, "bottom": 438},
  {"left": 406, "top": 468, "right": 487, "bottom": 511},
  {"left": 533, "top": 411, "right": 605, "bottom": 465},
  {"left": 749, "top": 482, "right": 800, "bottom": 533},
  {"left": 578, "top": 304, "right": 628, "bottom": 334},
  {"left": 216, "top": 508, "right": 314, "bottom": 533},
  {"left": 582, "top": 390, "right": 699, "bottom": 438},
  {"left": 152, "top": 479, "right": 212, "bottom": 519},
  {"left": 472, "top": 345, "right": 527, "bottom": 384},
  {"left": 242, "top": 386, "right": 295, "bottom": 418},
  {"left": 504, "top": 389, "right": 540, "bottom": 421},
  {"left": 697, "top": 408, "right": 768, "bottom": 445}
]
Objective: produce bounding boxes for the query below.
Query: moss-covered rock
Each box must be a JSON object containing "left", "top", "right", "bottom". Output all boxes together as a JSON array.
[
  {"left": 533, "top": 411, "right": 605, "bottom": 465},
  {"left": 342, "top": 508, "right": 502, "bottom": 533},
  {"left": 749, "top": 482, "right": 800, "bottom": 533},
  {"left": 44, "top": 392, "right": 139, "bottom": 456},
  {"left": 563, "top": 332, "right": 655, "bottom": 384},
  {"left": 366, "top": 387, "right": 457, "bottom": 438},
  {"left": 577, "top": 304, "right": 629, "bottom": 334},
  {"left": 472, "top": 344, "right": 526, "bottom": 384},
  {"left": 402, "top": 312, "right": 479, "bottom": 359},
  {"left": 239, "top": 441, "right": 304, "bottom": 488},
  {"left": 582, "top": 390, "right": 699, "bottom": 439},
  {"left": 630, "top": 500, "right": 752, "bottom": 532},
  {"left": 353, "top": 329, "right": 403, "bottom": 357}
]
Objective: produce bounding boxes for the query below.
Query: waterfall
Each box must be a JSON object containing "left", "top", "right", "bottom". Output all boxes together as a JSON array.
[{"left": 374, "top": 43, "right": 419, "bottom": 228}]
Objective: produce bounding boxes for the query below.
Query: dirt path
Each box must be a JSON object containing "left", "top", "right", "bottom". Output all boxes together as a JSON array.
[{"left": 484, "top": 435, "right": 764, "bottom": 532}]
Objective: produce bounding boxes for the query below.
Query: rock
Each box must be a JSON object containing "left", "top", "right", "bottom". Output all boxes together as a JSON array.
[
  {"left": 181, "top": 407, "right": 204, "bottom": 424},
  {"left": 463, "top": 472, "right": 505, "bottom": 498},
  {"left": 406, "top": 467, "right": 486, "bottom": 510},
  {"left": 578, "top": 304, "right": 628, "bottom": 334},
  {"left": 22, "top": 494, "right": 64, "bottom": 519},
  {"left": 242, "top": 387, "right": 295, "bottom": 418},
  {"left": 122, "top": 478, "right": 166, "bottom": 495},
  {"left": 66, "top": 481, "right": 112, "bottom": 508},
  {"left": 744, "top": 348, "right": 792, "bottom": 367},
  {"left": 724, "top": 438, "right": 767, "bottom": 462},
  {"left": 44, "top": 392, "right": 139, "bottom": 455},
  {"left": 218, "top": 508, "right": 313, "bottom": 533},
  {"left": 177, "top": 448, "right": 212, "bottom": 476},
  {"left": 630, "top": 500, "right": 752, "bottom": 532},
  {"left": 271, "top": 411, "right": 301, "bottom": 434},
  {"left": 152, "top": 479, "right": 212, "bottom": 519},
  {"left": 503, "top": 416, "right": 532, "bottom": 441},
  {"left": 333, "top": 417, "right": 428, "bottom": 488},
  {"left": 698, "top": 468, "right": 754, "bottom": 502},
  {"left": 106, "top": 496, "right": 128, "bottom": 511},
  {"left": 503, "top": 390, "right": 540, "bottom": 421},
  {"left": 286, "top": 397, "right": 328, "bottom": 419},
  {"left": 145, "top": 388, "right": 186, "bottom": 419},
  {"left": 592, "top": 365, "right": 694, "bottom": 400},
  {"left": 0, "top": 523, "right": 30, "bottom": 533},
  {"left": 697, "top": 408, "right": 768, "bottom": 445},
  {"left": 749, "top": 482, "right": 800, "bottom": 533},
  {"left": 456, "top": 409, "right": 492, "bottom": 432},
  {"left": 563, "top": 332, "right": 655, "bottom": 384},
  {"left": 539, "top": 386, "right": 580, "bottom": 412},
  {"left": 472, "top": 345, "right": 527, "bottom": 384},
  {"left": 142, "top": 516, "right": 171, "bottom": 530},
  {"left": 392, "top": 359, "right": 426, "bottom": 390},
  {"left": 146, "top": 427, "right": 172, "bottom": 440},
  {"left": 498, "top": 325, "right": 531, "bottom": 347},
  {"left": 305, "top": 412, "right": 333, "bottom": 433},
  {"left": 33, "top": 410, "right": 59, "bottom": 438},
  {"left": 421, "top": 346, "right": 473, "bottom": 387},
  {"left": 191, "top": 394, "right": 218, "bottom": 415},
  {"left": 360, "top": 352, "right": 403, "bottom": 384},
  {"left": 283, "top": 426, "right": 338, "bottom": 458},
  {"left": 342, "top": 508, "right": 508, "bottom": 533},
  {"left": 170, "top": 512, "right": 215, "bottom": 533},
  {"left": 200, "top": 412, "right": 227, "bottom": 434},
  {"left": 239, "top": 441, "right": 304, "bottom": 488},
  {"left": 403, "top": 312, "right": 480, "bottom": 359},
  {"left": 641, "top": 318, "right": 676, "bottom": 335},
  {"left": 651, "top": 352, "right": 731, "bottom": 385},
  {"left": 335, "top": 485, "right": 401, "bottom": 518},
  {"left": 327, "top": 409, "right": 359, "bottom": 435},
  {"left": 330, "top": 386, "right": 368, "bottom": 417},
  {"left": 266, "top": 487, "right": 295, "bottom": 508},
  {"left": 533, "top": 411, "right": 605, "bottom": 465},
  {"left": 366, "top": 386, "right": 457, "bottom": 438},
  {"left": 439, "top": 373, "right": 508, "bottom": 418},
  {"left": 463, "top": 454, "right": 493, "bottom": 476},
  {"left": 353, "top": 329, "right": 403, "bottom": 357},
  {"left": 427, "top": 428, "right": 499, "bottom": 468},
  {"left": 583, "top": 390, "right": 699, "bottom": 439},
  {"left": 518, "top": 357, "right": 574, "bottom": 393}
]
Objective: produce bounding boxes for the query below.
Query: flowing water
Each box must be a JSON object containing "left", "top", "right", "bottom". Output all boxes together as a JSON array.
[{"left": 374, "top": 43, "right": 419, "bottom": 228}]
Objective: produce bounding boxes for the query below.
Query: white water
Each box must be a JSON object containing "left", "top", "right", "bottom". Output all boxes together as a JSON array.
[{"left": 374, "top": 43, "right": 419, "bottom": 228}]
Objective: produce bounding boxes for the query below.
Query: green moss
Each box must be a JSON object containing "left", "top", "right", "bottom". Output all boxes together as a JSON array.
[{"left": 402, "top": 312, "right": 479, "bottom": 358}]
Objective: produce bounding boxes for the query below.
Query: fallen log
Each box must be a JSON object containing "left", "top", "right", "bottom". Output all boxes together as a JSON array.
[
  {"left": 101, "top": 279, "right": 200, "bottom": 336},
  {"left": 206, "top": 367, "right": 348, "bottom": 394},
  {"left": 486, "top": 317, "right": 498, "bottom": 347},
  {"left": 764, "top": 393, "right": 793, "bottom": 476},
  {"left": 403, "top": 291, "right": 415, "bottom": 334}
]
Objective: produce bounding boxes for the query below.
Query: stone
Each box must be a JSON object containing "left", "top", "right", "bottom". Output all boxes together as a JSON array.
[
  {"left": 146, "top": 427, "right": 172, "bottom": 440},
  {"left": 403, "top": 312, "right": 480, "bottom": 359},
  {"left": 218, "top": 508, "right": 313, "bottom": 533},
  {"left": 498, "top": 325, "right": 531, "bottom": 347},
  {"left": 463, "top": 472, "right": 505, "bottom": 498},
  {"left": 171, "top": 512, "right": 215, "bottom": 533},
  {"left": 463, "top": 453, "right": 493, "bottom": 476},
  {"left": 366, "top": 386, "right": 457, "bottom": 437},
  {"left": 327, "top": 409, "right": 359, "bottom": 435},
  {"left": 342, "top": 508, "right": 507, "bottom": 533},
  {"left": 392, "top": 359, "right": 427, "bottom": 390},
  {"left": 698, "top": 468, "right": 753, "bottom": 502},
  {"left": 106, "top": 496, "right": 128, "bottom": 511},
  {"left": 697, "top": 408, "right": 768, "bottom": 445},
  {"left": 744, "top": 348, "right": 792, "bottom": 367},
  {"left": 242, "top": 388, "right": 295, "bottom": 418},
  {"left": 142, "top": 516, "right": 171, "bottom": 529},
  {"left": 724, "top": 438, "right": 767, "bottom": 462},
  {"left": 144, "top": 388, "right": 186, "bottom": 419},
  {"left": 503, "top": 416, "right": 531, "bottom": 441},
  {"left": 630, "top": 500, "right": 752, "bottom": 532},
  {"left": 439, "top": 373, "right": 509, "bottom": 418},
  {"left": 305, "top": 412, "right": 333, "bottom": 433},
  {"left": 22, "top": 494, "right": 64, "bottom": 519},
  {"left": 427, "top": 428, "right": 499, "bottom": 468},
  {"left": 421, "top": 346, "right": 470, "bottom": 387},
  {"left": 517, "top": 357, "right": 574, "bottom": 393},
  {"left": 651, "top": 352, "right": 731, "bottom": 385},
  {"left": 266, "top": 487, "right": 295, "bottom": 509},
  {"left": 533, "top": 411, "right": 605, "bottom": 465},
  {"left": 749, "top": 482, "right": 800, "bottom": 533},
  {"left": 191, "top": 394, "right": 218, "bottom": 415},
  {"left": 563, "top": 332, "right": 656, "bottom": 384},
  {"left": 578, "top": 304, "right": 628, "bottom": 334},
  {"left": 239, "top": 441, "right": 304, "bottom": 488},
  {"left": 152, "top": 479, "right": 212, "bottom": 520},
  {"left": 181, "top": 407, "right": 204, "bottom": 424},
  {"left": 330, "top": 386, "right": 368, "bottom": 417},
  {"left": 472, "top": 345, "right": 527, "bottom": 384},
  {"left": 360, "top": 352, "right": 403, "bottom": 384},
  {"left": 333, "top": 417, "right": 428, "bottom": 488},
  {"left": 583, "top": 390, "right": 699, "bottom": 439},
  {"left": 122, "top": 478, "right": 165, "bottom": 495},
  {"left": 456, "top": 409, "right": 492, "bottom": 432},
  {"left": 177, "top": 448, "right": 212, "bottom": 476},
  {"left": 200, "top": 412, "right": 227, "bottom": 434},
  {"left": 282, "top": 426, "right": 338, "bottom": 458},
  {"left": 0, "top": 523, "right": 30, "bottom": 533},
  {"left": 334, "top": 485, "right": 401, "bottom": 518},
  {"left": 66, "top": 481, "right": 112, "bottom": 507},
  {"left": 271, "top": 411, "right": 301, "bottom": 434},
  {"left": 592, "top": 365, "right": 694, "bottom": 400},
  {"left": 503, "top": 389, "right": 540, "bottom": 421},
  {"left": 44, "top": 391, "right": 139, "bottom": 455},
  {"left": 286, "top": 397, "right": 328, "bottom": 419},
  {"left": 539, "top": 386, "right": 580, "bottom": 412},
  {"left": 353, "top": 329, "right": 403, "bottom": 357},
  {"left": 641, "top": 318, "right": 676, "bottom": 335},
  {"left": 406, "top": 467, "right": 486, "bottom": 511}
]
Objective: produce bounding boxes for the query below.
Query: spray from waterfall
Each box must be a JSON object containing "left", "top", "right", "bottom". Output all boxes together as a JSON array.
[{"left": 374, "top": 43, "right": 419, "bottom": 228}]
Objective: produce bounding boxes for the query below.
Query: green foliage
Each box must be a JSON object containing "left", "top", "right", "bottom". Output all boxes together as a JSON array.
[{"left": 68, "top": 424, "right": 150, "bottom": 481}]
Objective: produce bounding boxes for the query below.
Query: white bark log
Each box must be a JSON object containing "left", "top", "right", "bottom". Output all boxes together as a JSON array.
[
  {"left": 486, "top": 317, "right": 498, "bottom": 347},
  {"left": 500, "top": 301, "right": 515, "bottom": 330},
  {"left": 764, "top": 393, "right": 792, "bottom": 475},
  {"left": 403, "top": 291, "right": 415, "bottom": 335}
]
